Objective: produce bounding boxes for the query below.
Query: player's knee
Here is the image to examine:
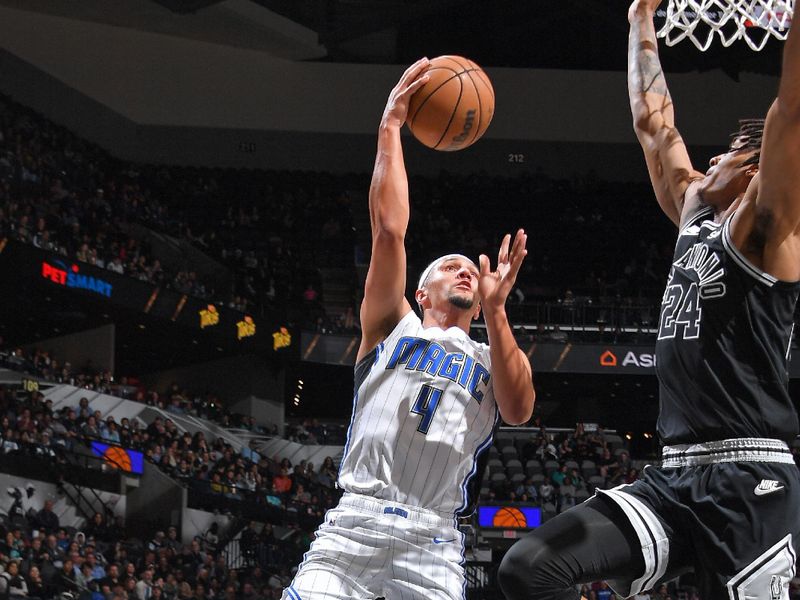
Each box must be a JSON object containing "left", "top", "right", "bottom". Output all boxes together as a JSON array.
[{"left": 499, "top": 534, "right": 573, "bottom": 600}]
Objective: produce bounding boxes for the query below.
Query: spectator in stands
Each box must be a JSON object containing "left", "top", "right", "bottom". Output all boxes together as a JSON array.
[
  {"left": 55, "top": 558, "right": 79, "bottom": 597},
  {"left": 272, "top": 467, "right": 292, "bottom": 498},
  {"left": 559, "top": 476, "right": 578, "bottom": 512},
  {"left": 25, "top": 564, "right": 44, "bottom": 599},
  {"left": 535, "top": 436, "right": 558, "bottom": 462},
  {"left": 539, "top": 480, "right": 555, "bottom": 506},
  {"left": 596, "top": 447, "right": 617, "bottom": 481},
  {"left": 34, "top": 499, "right": 58, "bottom": 534},
  {"left": 515, "top": 477, "right": 539, "bottom": 502}
]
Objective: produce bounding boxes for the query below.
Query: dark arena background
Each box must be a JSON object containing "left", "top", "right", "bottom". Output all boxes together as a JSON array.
[{"left": 0, "top": 1, "right": 798, "bottom": 599}]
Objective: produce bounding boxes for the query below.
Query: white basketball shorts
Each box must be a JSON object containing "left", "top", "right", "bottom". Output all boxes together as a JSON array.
[{"left": 281, "top": 492, "right": 466, "bottom": 600}]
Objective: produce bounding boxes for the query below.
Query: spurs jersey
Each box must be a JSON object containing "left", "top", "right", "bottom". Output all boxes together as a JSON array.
[
  {"left": 338, "top": 310, "right": 498, "bottom": 516},
  {"left": 655, "top": 207, "right": 800, "bottom": 444}
]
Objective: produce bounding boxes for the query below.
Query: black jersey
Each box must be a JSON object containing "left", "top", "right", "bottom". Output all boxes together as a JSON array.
[{"left": 654, "top": 207, "right": 800, "bottom": 444}]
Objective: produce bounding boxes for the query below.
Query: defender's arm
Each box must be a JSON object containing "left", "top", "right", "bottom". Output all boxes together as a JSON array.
[
  {"left": 745, "top": 14, "right": 800, "bottom": 278},
  {"left": 628, "top": 0, "right": 705, "bottom": 226}
]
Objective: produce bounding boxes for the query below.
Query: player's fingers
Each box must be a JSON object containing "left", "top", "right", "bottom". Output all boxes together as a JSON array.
[
  {"left": 479, "top": 254, "right": 491, "bottom": 276},
  {"left": 401, "top": 57, "right": 430, "bottom": 85},
  {"left": 403, "top": 73, "right": 430, "bottom": 96},
  {"left": 498, "top": 234, "right": 511, "bottom": 265},
  {"left": 507, "top": 248, "right": 528, "bottom": 281},
  {"left": 510, "top": 229, "right": 526, "bottom": 260}
]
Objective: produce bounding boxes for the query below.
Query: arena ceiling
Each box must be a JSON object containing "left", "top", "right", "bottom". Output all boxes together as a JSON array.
[{"left": 0, "top": 0, "right": 785, "bottom": 76}]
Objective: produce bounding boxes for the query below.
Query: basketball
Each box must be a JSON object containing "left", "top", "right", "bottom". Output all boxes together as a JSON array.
[
  {"left": 492, "top": 507, "right": 527, "bottom": 528},
  {"left": 406, "top": 55, "right": 495, "bottom": 151}
]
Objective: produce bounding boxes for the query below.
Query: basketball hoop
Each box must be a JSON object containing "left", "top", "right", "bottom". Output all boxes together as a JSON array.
[{"left": 658, "top": 0, "right": 794, "bottom": 51}]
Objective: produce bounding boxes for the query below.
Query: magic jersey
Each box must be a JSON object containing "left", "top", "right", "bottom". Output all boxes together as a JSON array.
[
  {"left": 655, "top": 207, "right": 800, "bottom": 444},
  {"left": 337, "top": 310, "right": 498, "bottom": 516}
]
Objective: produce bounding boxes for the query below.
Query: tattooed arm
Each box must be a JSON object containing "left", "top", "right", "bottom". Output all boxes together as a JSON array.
[{"left": 628, "top": 0, "right": 705, "bottom": 226}]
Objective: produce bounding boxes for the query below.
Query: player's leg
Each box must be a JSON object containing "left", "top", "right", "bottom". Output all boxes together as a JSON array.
[
  {"left": 380, "top": 517, "right": 466, "bottom": 600},
  {"left": 497, "top": 495, "right": 647, "bottom": 600},
  {"left": 282, "top": 508, "right": 388, "bottom": 600},
  {"left": 694, "top": 461, "right": 800, "bottom": 600}
]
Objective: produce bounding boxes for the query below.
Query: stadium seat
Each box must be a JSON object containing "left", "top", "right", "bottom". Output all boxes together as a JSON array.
[
  {"left": 506, "top": 459, "right": 523, "bottom": 477},
  {"left": 487, "top": 459, "right": 504, "bottom": 475},
  {"left": 525, "top": 460, "right": 543, "bottom": 476},
  {"left": 501, "top": 445, "right": 518, "bottom": 461}
]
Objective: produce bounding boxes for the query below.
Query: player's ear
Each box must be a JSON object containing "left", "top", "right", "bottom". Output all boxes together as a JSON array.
[
  {"left": 415, "top": 288, "right": 429, "bottom": 310},
  {"left": 472, "top": 302, "right": 481, "bottom": 321}
]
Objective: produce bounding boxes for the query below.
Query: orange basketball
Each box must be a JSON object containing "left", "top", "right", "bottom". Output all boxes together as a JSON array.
[
  {"left": 492, "top": 506, "right": 527, "bottom": 528},
  {"left": 104, "top": 446, "right": 131, "bottom": 471},
  {"left": 406, "top": 55, "right": 495, "bottom": 151}
]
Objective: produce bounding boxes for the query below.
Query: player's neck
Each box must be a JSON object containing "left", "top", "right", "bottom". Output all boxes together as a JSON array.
[{"left": 422, "top": 307, "right": 473, "bottom": 335}]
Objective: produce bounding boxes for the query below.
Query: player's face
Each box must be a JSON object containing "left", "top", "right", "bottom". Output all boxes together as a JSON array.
[
  {"left": 424, "top": 258, "right": 481, "bottom": 311},
  {"left": 697, "top": 140, "right": 758, "bottom": 208}
]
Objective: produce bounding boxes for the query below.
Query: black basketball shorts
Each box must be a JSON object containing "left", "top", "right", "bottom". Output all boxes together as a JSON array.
[{"left": 598, "top": 438, "right": 799, "bottom": 600}]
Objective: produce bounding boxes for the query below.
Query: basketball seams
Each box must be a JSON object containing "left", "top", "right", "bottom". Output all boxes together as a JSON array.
[
  {"left": 462, "top": 70, "right": 484, "bottom": 149},
  {"left": 432, "top": 76, "right": 464, "bottom": 150},
  {"left": 408, "top": 69, "right": 461, "bottom": 127}
]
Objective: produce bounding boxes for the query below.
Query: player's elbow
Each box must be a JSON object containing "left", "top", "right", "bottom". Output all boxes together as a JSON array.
[
  {"left": 372, "top": 223, "right": 406, "bottom": 244},
  {"left": 499, "top": 391, "right": 535, "bottom": 426}
]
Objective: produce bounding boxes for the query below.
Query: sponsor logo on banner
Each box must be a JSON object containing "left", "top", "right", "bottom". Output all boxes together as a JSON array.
[
  {"left": 199, "top": 304, "right": 220, "bottom": 329},
  {"left": 237, "top": 316, "right": 256, "bottom": 340},
  {"left": 272, "top": 327, "right": 291, "bottom": 351},
  {"left": 599, "top": 350, "right": 617, "bottom": 367},
  {"left": 599, "top": 349, "right": 656, "bottom": 369},
  {"left": 41, "top": 260, "right": 113, "bottom": 298}
]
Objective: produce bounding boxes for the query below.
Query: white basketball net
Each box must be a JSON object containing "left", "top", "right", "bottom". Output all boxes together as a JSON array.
[{"left": 658, "top": 0, "right": 794, "bottom": 51}]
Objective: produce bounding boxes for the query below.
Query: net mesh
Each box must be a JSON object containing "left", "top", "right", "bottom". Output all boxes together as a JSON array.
[{"left": 658, "top": 0, "right": 794, "bottom": 50}]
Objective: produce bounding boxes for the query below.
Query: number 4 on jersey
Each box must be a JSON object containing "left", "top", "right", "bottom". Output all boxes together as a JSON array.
[
  {"left": 658, "top": 282, "right": 702, "bottom": 340},
  {"left": 411, "top": 384, "right": 443, "bottom": 434}
]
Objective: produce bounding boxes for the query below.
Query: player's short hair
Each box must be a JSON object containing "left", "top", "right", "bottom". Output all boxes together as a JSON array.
[{"left": 730, "top": 118, "right": 764, "bottom": 168}]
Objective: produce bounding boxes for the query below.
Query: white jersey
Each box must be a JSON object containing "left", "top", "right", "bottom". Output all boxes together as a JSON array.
[{"left": 338, "top": 310, "right": 498, "bottom": 516}]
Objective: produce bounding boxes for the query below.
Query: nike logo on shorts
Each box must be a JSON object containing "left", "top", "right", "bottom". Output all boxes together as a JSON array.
[
  {"left": 754, "top": 479, "right": 784, "bottom": 496},
  {"left": 433, "top": 537, "right": 456, "bottom": 544}
]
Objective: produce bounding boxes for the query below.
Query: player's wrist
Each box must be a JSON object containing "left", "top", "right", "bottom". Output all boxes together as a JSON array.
[
  {"left": 379, "top": 117, "right": 404, "bottom": 132},
  {"left": 481, "top": 302, "right": 508, "bottom": 320},
  {"left": 628, "top": 1, "right": 655, "bottom": 23}
]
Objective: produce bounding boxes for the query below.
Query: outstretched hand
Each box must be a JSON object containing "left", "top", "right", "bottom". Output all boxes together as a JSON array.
[
  {"left": 382, "top": 57, "right": 430, "bottom": 128},
  {"left": 478, "top": 229, "right": 528, "bottom": 312}
]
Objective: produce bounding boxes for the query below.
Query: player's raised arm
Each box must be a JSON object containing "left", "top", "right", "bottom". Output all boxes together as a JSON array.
[
  {"left": 358, "top": 59, "right": 430, "bottom": 361},
  {"left": 742, "top": 11, "right": 800, "bottom": 280},
  {"left": 628, "top": 0, "right": 705, "bottom": 226},
  {"left": 479, "top": 230, "right": 535, "bottom": 425}
]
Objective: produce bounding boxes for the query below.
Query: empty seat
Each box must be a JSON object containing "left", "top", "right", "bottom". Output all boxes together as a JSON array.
[
  {"left": 506, "top": 459, "right": 523, "bottom": 477},
  {"left": 501, "top": 445, "right": 519, "bottom": 461},
  {"left": 487, "top": 459, "right": 504, "bottom": 475},
  {"left": 490, "top": 472, "right": 507, "bottom": 483},
  {"left": 510, "top": 473, "right": 526, "bottom": 484}
]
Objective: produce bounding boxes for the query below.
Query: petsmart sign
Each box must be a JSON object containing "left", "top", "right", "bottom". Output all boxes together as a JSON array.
[{"left": 41, "top": 259, "right": 113, "bottom": 298}]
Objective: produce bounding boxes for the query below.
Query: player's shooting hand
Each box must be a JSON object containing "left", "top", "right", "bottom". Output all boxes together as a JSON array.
[
  {"left": 478, "top": 229, "right": 528, "bottom": 312},
  {"left": 382, "top": 58, "right": 430, "bottom": 128}
]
